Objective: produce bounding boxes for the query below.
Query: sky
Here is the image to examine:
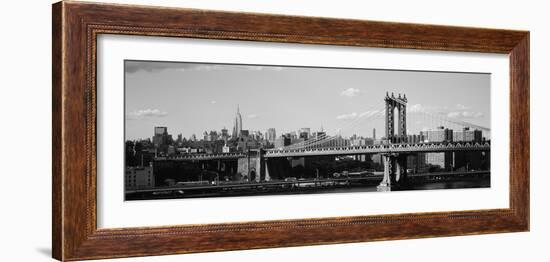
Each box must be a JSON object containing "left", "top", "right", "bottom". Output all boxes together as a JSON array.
[{"left": 124, "top": 60, "right": 490, "bottom": 140}]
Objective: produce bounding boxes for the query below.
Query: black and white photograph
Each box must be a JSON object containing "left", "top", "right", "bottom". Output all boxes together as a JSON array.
[{"left": 124, "top": 60, "right": 491, "bottom": 200}]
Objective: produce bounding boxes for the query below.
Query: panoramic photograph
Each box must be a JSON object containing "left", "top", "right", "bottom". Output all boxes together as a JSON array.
[{"left": 124, "top": 60, "right": 491, "bottom": 201}]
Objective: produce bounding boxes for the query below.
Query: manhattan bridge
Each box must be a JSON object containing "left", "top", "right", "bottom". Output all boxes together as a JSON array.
[{"left": 150, "top": 92, "right": 491, "bottom": 193}]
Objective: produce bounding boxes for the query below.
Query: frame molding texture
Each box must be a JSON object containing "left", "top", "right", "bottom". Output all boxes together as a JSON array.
[{"left": 52, "top": 1, "right": 529, "bottom": 261}]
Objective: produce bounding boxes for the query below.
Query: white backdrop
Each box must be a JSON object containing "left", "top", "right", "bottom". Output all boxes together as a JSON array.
[{"left": 0, "top": 0, "right": 546, "bottom": 261}]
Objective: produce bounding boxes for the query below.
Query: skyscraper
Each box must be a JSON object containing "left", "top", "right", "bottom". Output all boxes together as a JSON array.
[
  {"left": 154, "top": 127, "right": 167, "bottom": 136},
  {"left": 232, "top": 105, "right": 243, "bottom": 138},
  {"left": 152, "top": 127, "right": 168, "bottom": 148},
  {"left": 221, "top": 127, "right": 229, "bottom": 141},
  {"left": 266, "top": 128, "right": 277, "bottom": 142},
  {"left": 299, "top": 128, "right": 311, "bottom": 140}
]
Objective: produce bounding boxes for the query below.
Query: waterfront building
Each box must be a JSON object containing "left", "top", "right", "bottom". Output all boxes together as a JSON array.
[
  {"left": 167, "top": 145, "right": 176, "bottom": 155},
  {"left": 422, "top": 126, "right": 453, "bottom": 142},
  {"left": 421, "top": 127, "right": 455, "bottom": 168},
  {"left": 274, "top": 135, "right": 291, "bottom": 149},
  {"left": 222, "top": 143, "right": 230, "bottom": 153},
  {"left": 312, "top": 130, "right": 326, "bottom": 139},
  {"left": 454, "top": 127, "right": 483, "bottom": 143},
  {"left": 220, "top": 127, "right": 229, "bottom": 140},
  {"left": 364, "top": 138, "right": 374, "bottom": 146},
  {"left": 425, "top": 152, "right": 453, "bottom": 170},
  {"left": 407, "top": 153, "right": 427, "bottom": 173},
  {"left": 350, "top": 137, "right": 374, "bottom": 146},
  {"left": 406, "top": 134, "right": 424, "bottom": 144},
  {"left": 125, "top": 163, "right": 155, "bottom": 190}
]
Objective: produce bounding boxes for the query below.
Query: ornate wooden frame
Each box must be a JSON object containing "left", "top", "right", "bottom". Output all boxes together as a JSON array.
[{"left": 52, "top": 1, "right": 530, "bottom": 261}]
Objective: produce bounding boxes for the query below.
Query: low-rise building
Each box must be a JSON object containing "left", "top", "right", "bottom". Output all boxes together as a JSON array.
[
  {"left": 125, "top": 163, "right": 155, "bottom": 190},
  {"left": 422, "top": 126, "right": 453, "bottom": 143},
  {"left": 454, "top": 127, "right": 483, "bottom": 143}
]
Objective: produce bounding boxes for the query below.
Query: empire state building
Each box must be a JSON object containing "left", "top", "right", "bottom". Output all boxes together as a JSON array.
[{"left": 232, "top": 105, "right": 243, "bottom": 138}]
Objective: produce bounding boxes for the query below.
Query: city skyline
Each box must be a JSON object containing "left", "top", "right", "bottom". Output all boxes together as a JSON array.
[
  {"left": 127, "top": 106, "right": 489, "bottom": 143},
  {"left": 124, "top": 60, "right": 491, "bottom": 200},
  {"left": 125, "top": 60, "right": 490, "bottom": 141}
]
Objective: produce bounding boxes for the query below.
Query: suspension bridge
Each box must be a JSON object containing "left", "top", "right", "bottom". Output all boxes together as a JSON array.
[{"left": 155, "top": 92, "right": 491, "bottom": 190}]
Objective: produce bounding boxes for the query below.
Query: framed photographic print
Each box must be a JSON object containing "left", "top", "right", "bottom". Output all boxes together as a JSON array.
[{"left": 52, "top": 1, "right": 529, "bottom": 261}]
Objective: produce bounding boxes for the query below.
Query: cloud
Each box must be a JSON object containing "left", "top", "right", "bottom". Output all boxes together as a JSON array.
[
  {"left": 125, "top": 62, "right": 178, "bottom": 74},
  {"left": 243, "top": 66, "right": 284, "bottom": 71},
  {"left": 247, "top": 114, "right": 259, "bottom": 119},
  {"left": 447, "top": 111, "right": 484, "bottom": 119},
  {"left": 408, "top": 104, "right": 482, "bottom": 115},
  {"left": 408, "top": 104, "right": 426, "bottom": 113},
  {"left": 407, "top": 104, "right": 448, "bottom": 113},
  {"left": 126, "top": 61, "right": 285, "bottom": 74},
  {"left": 337, "top": 110, "right": 382, "bottom": 120},
  {"left": 336, "top": 112, "right": 358, "bottom": 120},
  {"left": 126, "top": 109, "right": 168, "bottom": 120},
  {"left": 455, "top": 104, "right": 471, "bottom": 110},
  {"left": 407, "top": 104, "right": 485, "bottom": 120},
  {"left": 340, "top": 88, "right": 361, "bottom": 97},
  {"left": 182, "top": 65, "right": 284, "bottom": 72}
]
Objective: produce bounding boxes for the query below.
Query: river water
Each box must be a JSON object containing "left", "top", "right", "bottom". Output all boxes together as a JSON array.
[
  {"left": 262, "top": 177, "right": 491, "bottom": 196},
  {"left": 127, "top": 177, "right": 491, "bottom": 200}
]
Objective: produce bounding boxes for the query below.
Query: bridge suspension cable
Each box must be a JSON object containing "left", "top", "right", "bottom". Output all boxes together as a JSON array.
[
  {"left": 278, "top": 96, "right": 490, "bottom": 152},
  {"left": 415, "top": 110, "right": 490, "bottom": 131},
  {"left": 281, "top": 102, "right": 386, "bottom": 150},
  {"left": 282, "top": 101, "right": 385, "bottom": 149},
  {"left": 408, "top": 108, "right": 491, "bottom": 139},
  {"left": 293, "top": 102, "right": 385, "bottom": 149}
]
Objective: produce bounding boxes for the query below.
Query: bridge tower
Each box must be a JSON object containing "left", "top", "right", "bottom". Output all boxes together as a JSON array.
[
  {"left": 385, "top": 92, "right": 407, "bottom": 143},
  {"left": 379, "top": 92, "right": 408, "bottom": 191},
  {"left": 239, "top": 149, "right": 271, "bottom": 182}
]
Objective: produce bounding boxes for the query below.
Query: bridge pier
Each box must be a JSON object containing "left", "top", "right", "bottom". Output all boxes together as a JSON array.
[
  {"left": 264, "top": 159, "right": 271, "bottom": 181},
  {"left": 377, "top": 153, "right": 408, "bottom": 191},
  {"left": 258, "top": 149, "right": 266, "bottom": 182},
  {"left": 395, "top": 154, "right": 408, "bottom": 183},
  {"left": 258, "top": 149, "right": 271, "bottom": 182},
  {"left": 237, "top": 149, "right": 271, "bottom": 182},
  {"left": 378, "top": 154, "right": 393, "bottom": 191}
]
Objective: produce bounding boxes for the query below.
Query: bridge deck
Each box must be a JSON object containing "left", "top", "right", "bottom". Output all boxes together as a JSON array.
[
  {"left": 265, "top": 142, "right": 490, "bottom": 158},
  {"left": 153, "top": 142, "right": 490, "bottom": 161}
]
